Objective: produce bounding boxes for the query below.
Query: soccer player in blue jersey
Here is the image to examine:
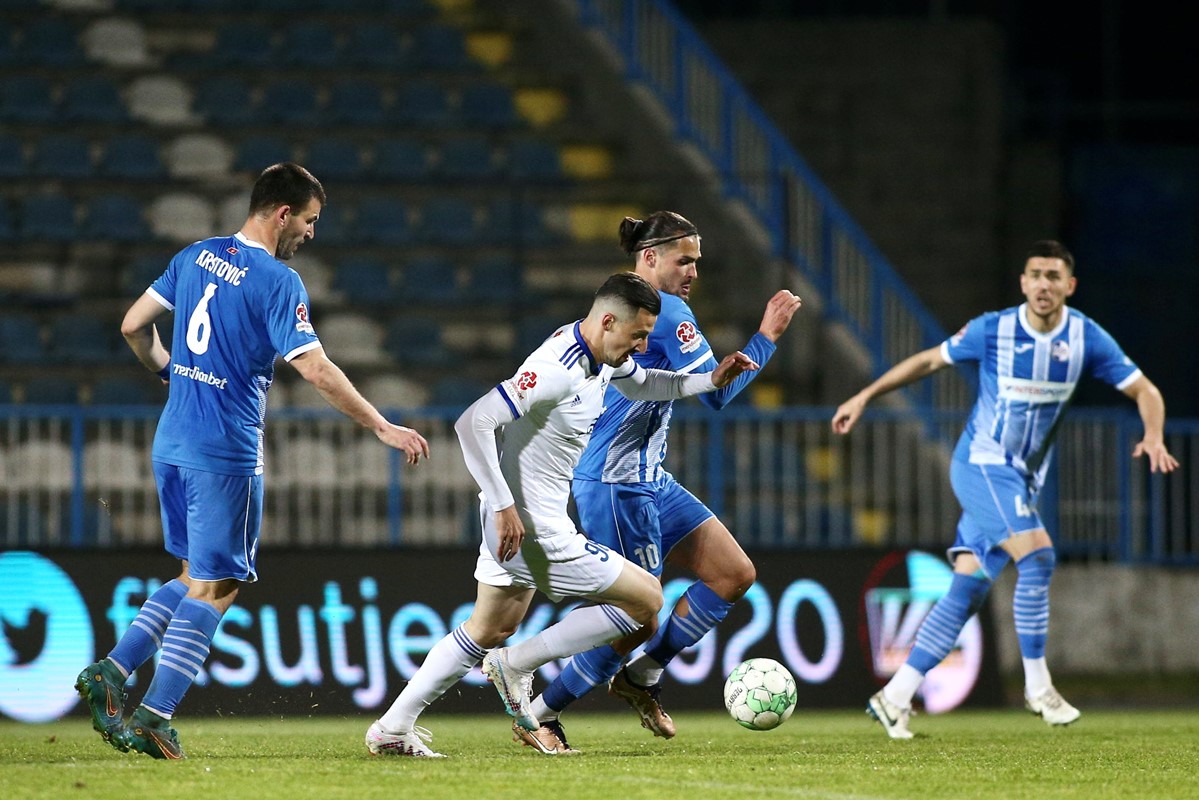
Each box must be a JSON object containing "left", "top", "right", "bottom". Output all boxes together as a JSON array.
[
  {"left": 74, "top": 163, "right": 430, "bottom": 759},
  {"left": 514, "top": 211, "right": 801, "bottom": 753},
  {"left": 832, "top": 240, "right": 1179, "bottom": 739}
]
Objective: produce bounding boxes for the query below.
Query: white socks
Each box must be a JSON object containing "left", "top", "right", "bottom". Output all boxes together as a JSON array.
[
  {"left": 1023, "top": 656, "right": 1052, "bottom": 696},
  {"left": 506, "top": 605, "right": 639, "bottom": 672},
  {"left": 377, "top": 626, "right": 486, "bottom": 734},
  {"left": 883, "top": 663, "right": 925, "bottom": 709}
]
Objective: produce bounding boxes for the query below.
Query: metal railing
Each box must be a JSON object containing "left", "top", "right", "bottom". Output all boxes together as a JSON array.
[
  {"left": 568, "top": 0, "right": 971, "bottom": 416},
  {"left": 1, "top": 405, "right": 1192, "bottom": 564}
]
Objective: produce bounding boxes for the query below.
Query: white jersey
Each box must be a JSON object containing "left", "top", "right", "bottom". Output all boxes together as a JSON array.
[{"left": 492, "top": 321, "right": 636, "bottom": 532}]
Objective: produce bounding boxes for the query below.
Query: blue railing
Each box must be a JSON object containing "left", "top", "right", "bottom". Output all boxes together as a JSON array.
[
  {"left": 569, "top": 0, "right": 969, "bottom": 414},
  {"left": 1, "top": 404, "right": 1192, "bottom": 564}
]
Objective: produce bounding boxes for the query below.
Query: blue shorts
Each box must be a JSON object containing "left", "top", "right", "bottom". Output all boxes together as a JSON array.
[
  {"left": 948, "top": 458, "right": 1045, "bottom": 579},
  {"left": 572, "top": 474, "right": 715, "bottom": 577},
  {"left": 153, "top": 461, "right": 262, "bottom": 582}
]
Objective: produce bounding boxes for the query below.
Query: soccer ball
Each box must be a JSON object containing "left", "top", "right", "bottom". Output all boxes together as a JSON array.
[{"left": 723, "top": 658, "right": 797, "bottom": 731}]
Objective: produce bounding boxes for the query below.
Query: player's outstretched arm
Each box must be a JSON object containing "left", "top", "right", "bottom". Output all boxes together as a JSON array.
[
  {"left": 290, "top": 348, "right": 429, "bottom": 464},
  {"left": 1122, "top": 376, "right": 1181, "bottom": 473},
  {"left": 120, "top": 293, "right": 171, "bottom": 381},
  {"left": 831, "top": 345, "right": 946, "bottom": 435},
  {"left": 757, "top": 289, "right": 803, "bottom": 342},
  {"left": 615, "top": 352, "right": 759, "bottom": 401}
]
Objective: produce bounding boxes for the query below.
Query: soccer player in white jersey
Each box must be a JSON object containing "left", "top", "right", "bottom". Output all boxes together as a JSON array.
[
  {"left": 365, "top": 272, "right": 758, "bottom": 757},
  {"left": 516, "top": 212, "right": 801, "bottom": 753},
  {"left": 74, "top": 163, "right": 429, "bottom": 759},
  {"left": 832, "top": 240, "right": 1179, "bottom": 739}
]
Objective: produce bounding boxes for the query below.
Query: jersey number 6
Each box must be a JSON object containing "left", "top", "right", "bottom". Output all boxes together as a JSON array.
[{"left": 186, "top": 283, "right": 219, "bottom": 355}]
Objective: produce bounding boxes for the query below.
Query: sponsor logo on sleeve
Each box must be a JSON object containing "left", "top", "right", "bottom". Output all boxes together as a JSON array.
[
  {"left": 516, "top": 371, "right": 537, "bottom": 391},
  {"left": 950, "top": 323, "right": 969, "bottom": 346},
  {"left": 295, "top": 302, "right": 314, "bottom": 335},
  {"left": 675, "top": 321, "right": 701, "bottom": 354}
]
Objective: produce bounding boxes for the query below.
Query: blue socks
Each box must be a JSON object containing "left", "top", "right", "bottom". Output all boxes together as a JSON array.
[
  {"left": 543, "top": 645, "right": 625, "bottom": 712},
  {"left": 108, "top": 579, "right": 188, "bottom": 676},
  {"left": 644, "top": 581, "right": 733, "bottom": 667},
  {"left": 141, "top": 598, "right": 223, "bottom": 718},
  {"left": 1013, "top": 547, "right": 1055, "bottom": 659},
  {"left": 908, "top": 573, "right": 991, "bottom": 674}
]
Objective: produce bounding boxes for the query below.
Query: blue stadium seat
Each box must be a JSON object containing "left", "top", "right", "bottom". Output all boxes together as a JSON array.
[
  {"left": 419, "top": 197, "right": 478, "bottom": 245},
  {"left": 204, "top": 22, "right": 276, "bottom": 68},
  {"left": 0, "top": 197, "right": 14, "bottom": 242},
  {"left": 333, "top": 258, "right": 396, "bottom": 305},
  {"left": 23, "top": 376, "right": 79, "bottom": 404},
  {"left": 507, "top": 138, "right": 562, "bottom": 181},
  {"left": 517, "top": 314, "right": 563, "bottom": 354},
  {"left": 389, "top": 80, "right": 454, "bottom": 128},
  {"left": 460, "top": 83, "right": 518, "bottom": 129},
  {"left": 91, "top": 376, "right": 156, "bottom": 405},
  {"left": 0, "top": 134, "right": 25, "bottom": 179},
  {"left": 85, "top": 193, "right": 149, "bottom": 242},
  {"left": 20, "top": 18, "right": 84, "bottom": 67},
  {"left": 382, "top": 317, "right": 448, "bottom": 367},
  {"left": 312, "top": 202, "right": 353, "bottom": 245},
  {"left": 61, "top": 76, "right": 127, "bottom": 124},
  {"left": 305, "top": 137, "right": 364, "bottom": 180},
  {"left": 326, "top": 82, "right": 386, "bottom": 127},
  {"left": 0, "top": 379, "right": 11, "bottom": 404},
  {"left": 234, "top": 136, "right": 292, "bottom": 173},
  {"left": 408, "top": 25, "right": 472, "bottom": 71},
  {"left": 0, "top": 21, "right": 15, "bottom": 66},
  {"left": 355, "top": 197, "right": 414, "bottom": 245},
  {"left": 0, "top": 314, "right": 44, "bottom": 363},
  {"left": 1, "top": 76, "right": 57, "bottom": 123},
  {"left": 50, "top": 314, "right": 119, "bottom": 363},
  {"left": 401, "top": 256, "right": 458, "bottom": 303},
  {"left": 100, "top": 135, "right": 166, "bottom": 181},
  {"left": 19, "top": 193, "right": 78, "bottom": 243},
  {"left": 429, "top": 376, "right": 489, "bottom": 409},
  {"left": 278, "top": 22, "right": 340, "bottom": 67},
  {"left": 468, "top": 255, "right": 524, "bottom": 302},
  {"left": 0, "top": 501, "right": 47, "bottom": 544},
  {"left": 344, "top": 25, "right": 403, "bottom": 68},
  {"left": 32, "top": 134, "right": 93, "bottom": 179},
  {"left": 486, "top": 199, "right": 558, "bottom": 245},
  {"left": 438, "top": 136, "right": 498, "bottom": 180},
  {"left": 123, "top": 254, "right": 170, "bottom": 295},
  {"left": 373, "top": 138, "right": 430, "bottom": 181},
  {"left": 261, "top": 81, "right": 320, "bottom": 125},
  {"left": 193, "top": 76, "right": 257, "bottom": 126}
]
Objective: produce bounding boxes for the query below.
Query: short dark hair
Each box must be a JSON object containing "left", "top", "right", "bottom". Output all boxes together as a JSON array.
[
  {"left": 594, "top": 272, "right": 661, "bottom": 316},
  {"left": 249, "top": 163, "right": 326, "bottom": 216},
  {"left": 1026, "top": 240, "right": 1075, "bottom": 272},
  {"left": 618, "top": 211, "right": 698, "bottom": 255}
]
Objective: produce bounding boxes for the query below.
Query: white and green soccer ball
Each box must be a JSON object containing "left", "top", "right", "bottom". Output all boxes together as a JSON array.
[{"left": 722, "top": 658, "right": 798, "bottom": 731}]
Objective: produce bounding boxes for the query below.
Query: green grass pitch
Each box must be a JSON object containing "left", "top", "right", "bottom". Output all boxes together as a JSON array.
[{"left": 3, "top": 710, "right": 1198, "bottom": 800}]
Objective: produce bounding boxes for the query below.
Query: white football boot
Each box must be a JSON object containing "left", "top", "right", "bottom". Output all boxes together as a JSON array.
[
  {"left": 1025, "top": 686, "right": 1081, "bottom": 726},
  {"left": 365, "top": 722, "right": 447, "bottom": 757},
  {"left": 867, "top": 691, "right": 915, "bottom": 739},
  {"left": 481, "top": 647, "right": 538, "bottom": 731}
]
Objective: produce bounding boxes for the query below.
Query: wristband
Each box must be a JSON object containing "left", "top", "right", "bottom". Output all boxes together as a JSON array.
[{"left": 157, "top": 364, "right": 171, "bottom": 380}]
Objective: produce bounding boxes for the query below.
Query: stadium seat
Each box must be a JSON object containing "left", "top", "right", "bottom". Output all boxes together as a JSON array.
[
  {"left": 419, "top": 197, "right": 479, "bottom": 245},
  {"left": 0, "top": 198, "right": 14, "bottom": 242},
  {"left": 83, "top": 441, "right": 148, "bottom": 490},
  {"left": 373, "top": 137, "right": 430, "bottom": 181},
  {"left": 382, "top": 317, "right": 449, "bottom": 367},
  {"left": 0, "top": 379, "right": 11, "bottom": 403},
  {"left": 0, "top": 133, "right": 25, "bottom": 179},
  {"left": 23, "top": 377, "right": 79, "bottom": 404},
  {"left": 460, "top": 83, "right": 518, "bottom": 129},
  {"left": 50, "top": 314, "right": 120, "bottom": 363},
  {"left": 429, "top": 376, "right": 489, "bottom": 409},
  {"left": 0, "top": 313, "right": 44, "bottom": 363},
  {"left": 438, "top": 136, "right": 498, "bottom": 180},
  {"left": 80, "top": 17, "right": 150, "bottom": 67},
  {"left": 61, "top": 75, "right": 127, "bottom": 124},
  {"left": 0, "top": 75, "right": 57, "bottom": 123},
  {"left": 148, "top": 192, "right": 215, "bottom": 243},
  {"left": 19, "top": 17, "right": 84, "bottom": 67},
  {"left": 127, "top": 75, "right": 193, "bottom": 126},
  {"left": 0, "top": 21, "right": 15, "bottom": 66},
  {"left": 313, "top": 313, "right": 388, "bottom": 366},
  {"left": 311, "top": 202, "right": 353, "bottom": 245},
  {"left": 408, "top": 24, "right": 472, "bottom": 71},
  {"left": 260, "top": 80, "right": 320, "bottom": 126},
  {"left": 234, "top": 136, "right": 293, "bottom": 174},
  {"left": 305, "top": 137, "right": 365, "bottom": 180},
  {"left": 333, "top": 258, "right": 397, "bottom": 305},
  {"left": 468, "top": 255, "right": 524, "bottom": 302},
  {"left": 486, "top": 198, "right": 559, "bottom": 245},
  {"left": 90, "top": 376, "right": 157, "bottom": 406},
  {"left": 206, "top": 22, "right": 276, "bottom": 68},
  {"left": 279, "top": 22, "right": 340, "bottom": 67},
  {"left": 355, "top": 197, "right": 414, "bottom": 245},
  {"left": 0, "top": 500, "right": 48, "bottom": 544},
  {"left": 164, "top": 133, "right": 234, "bottom": 180},
  {"left": 400, "top": 256, "right": 458, "bottom": 303},
  {"left": 325, "top": 81, "right": 385, "bottom": 127},
  {"left": 85, "top": 193, "right": 150, "bottom": 243},
  {"left": 193, "top": 76, "right": 257, "bottom": 126},
  {"left": 359, "top": 374, "right": 429, "bottom": 411},
  {"left": 101, "top": 134, "right": 167, "bottom": 181},
  {"left": 19, "top": 193, "right": 79, "bottom": 243},
  {"left": 31, "top": 134, "right": 93, "bottom": 179},
  {"left": 517, "top": 314, "right": 562, "bottom": 353},
  {"left": 390, "top": 80, "right": 454, "bottom": 128},
  {"left": 344, "top": 24, "right": 403, "bottom": 68},
  {"left": 506, "top": 138, "right": 563, "bottom": 181}
]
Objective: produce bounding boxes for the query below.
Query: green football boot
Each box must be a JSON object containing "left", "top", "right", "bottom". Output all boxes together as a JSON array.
[
  {"left": 74, "top": 659, "right": 129, "bottom": 751},
  {"left": 119, "top": 706, "right": 186, "bottom": 760}
]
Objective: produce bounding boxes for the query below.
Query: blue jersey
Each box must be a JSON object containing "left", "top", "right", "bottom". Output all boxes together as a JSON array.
[
  {"left": 147, "top": 233, "right": 321, "bottom": 475},
  {"left": 943, "top": 303, "right": 1140, "bottom": 483},
  {"left": 576, "top": 291, "right": 776, "bottom": 483}
]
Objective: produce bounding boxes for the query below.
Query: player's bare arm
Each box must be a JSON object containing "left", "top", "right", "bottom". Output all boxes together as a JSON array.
[
  {"left": 832, "top": 345, "right": 947, "bottom": 434},
  {"left": 120, "top": 293, "right": 171, "bottom": 380},
  {"left": 758, "top": 290, "right": 803, "bottom": 342},
  {"left": 493, "top": 504, "right": 525, "bottom": 562},
  {"left": 1122, "top": 376, "right": 1181, "bottom": 473},
  {"left": 290, "top": 347, "right": 429, "bottom": 464}
]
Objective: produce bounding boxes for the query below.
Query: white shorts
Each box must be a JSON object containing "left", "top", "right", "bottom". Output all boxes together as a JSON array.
[{"left": 473, "top": 501, "right": 625, "bottom": 602}]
